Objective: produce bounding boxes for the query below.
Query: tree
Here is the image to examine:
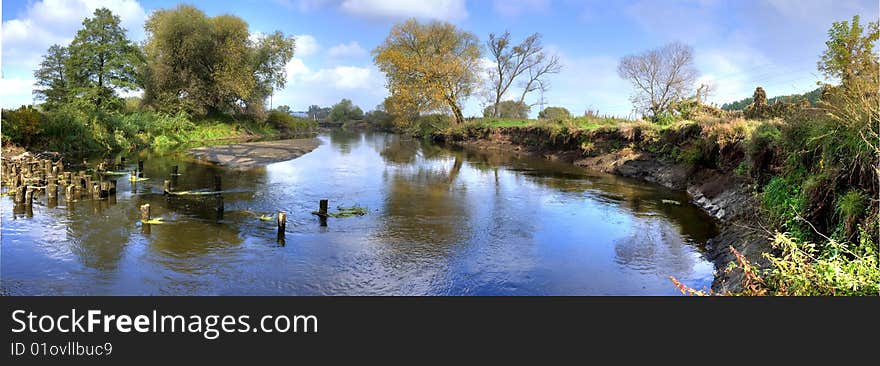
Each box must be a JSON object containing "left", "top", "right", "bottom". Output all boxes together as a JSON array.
[
  {"left": 486, "top": 32, "right": 561, "bottom": 117},
  {"left": 66, "top": 8, "right": 141, "bottom": 110},
  {"left": 307, "top": 105, "right": 330, "bottom": 120},
  {"left": 744, "top": 87, "right": 769, "bottom": 119},
  {"left": 373, "top": 19, "right": 482, "bottom": 125},
  {"left": 482, "top": 100, "right": 529, "bottom": 119},
  {"left": 329, "top": 99, "right": 364, "bottom": 122},
  {"left": 33, "top": 45, "right": 70, "bottom": 109},
  {"left": 538, "top": 106, "right": 571, "bottom": 120},
  {"left": 819, "top": 15, "right": 879, "bottom": 87},
  {"left": 143, "top": 5, "right": 294, "bottom": 118},
  {"left": 617, "top": 42, "right": 698, "bottom": 119}
]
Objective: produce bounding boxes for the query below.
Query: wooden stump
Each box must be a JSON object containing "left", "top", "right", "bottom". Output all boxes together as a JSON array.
[
  {"left": 138, "top": 160, "right": 144, "bottom": 178},
  {"left": 140, "top": 204, "right": 151, "bottom": 222},
  {"left": 100, "top": 181, "right": 110, "bottom": 198},
  {"left": 14, "top": 187, "right": 24, "bottom": 203},
  {"left": 24, "top": 187, "right": 33, "bottom": 206},
  {"left": 163, "top": 180, "right": 171, "bottom": 195},
  {"left": 277, "top": 211, "right": 287, "bottom": 241},
  {"left": 66, "top": 185, "right": 75, "bottom": 202}
]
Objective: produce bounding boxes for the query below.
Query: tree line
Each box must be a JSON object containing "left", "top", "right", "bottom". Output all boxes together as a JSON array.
[{"left": 33, "top": 5, "right": 295, "bottom": 120}]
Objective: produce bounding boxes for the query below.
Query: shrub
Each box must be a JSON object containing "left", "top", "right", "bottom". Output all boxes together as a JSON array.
[{"left": 538, "top": 106, "right": 571, "bottom": 121}]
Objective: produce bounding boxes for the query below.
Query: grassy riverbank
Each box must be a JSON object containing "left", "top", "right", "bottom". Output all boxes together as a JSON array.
[
  {"left": 426, "top": 111, "right": 879, "bottom": 295},
  {"left": 1, "top": 105, "right": 317, "bottom": 154}
]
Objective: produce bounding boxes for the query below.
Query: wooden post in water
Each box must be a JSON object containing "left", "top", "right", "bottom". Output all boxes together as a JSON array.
[
  {"left": 319, "top": 199, "right": 328, "bottom": 227},
  {"left": 140, "top": 204, "right": 150, "bottom": 222},
  {"left": 92, "top": 184, "right": 101, "bottom": 200},
  {"left": 138, "top": 160, "right": 144, "bottom": 178},
  {"left": 47, "top": 180, "right": 57, "bottom": 202},
  {"left": 100, "top": 181, "right": 109, "bottom": 198},
  {"left": 319, "top": 199, "right": 329, "bottom": 216},
  {"left": 66, "top": 185, "right": 75, "bottom": 203},
  {"left": 163, "top": 180, "right": 171, "bottom": 195},
  {"left": 214, "top": 175, "right": 224, "bottom": 217},
  {"left": 172, "top": 165, "right": 179, "bottom": 175},
  {"left": 109, "top": 179, "right": 117, "bottom": 194},
  {"left": 24, "top": 187, "right": 33, "bottom": 206},
  {"left": 14, "top": 187, "right": 24, "bottom": 204},
  {"left": 277, "top": 211, "right": 286, "bottom": 243},
  {"left": 119, "top": 157, "right": 125, "bottom": 170}
]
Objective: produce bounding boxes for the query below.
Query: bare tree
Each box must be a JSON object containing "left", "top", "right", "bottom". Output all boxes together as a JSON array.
[
  {"left": 617, "top": 42, "right": 698, "bottom": 118},
  {"left": 518, "top": 53, "right": 560, "bottom": 106},
  {"left": 486, "top": 32, "right": 560, "bottom": 117}
]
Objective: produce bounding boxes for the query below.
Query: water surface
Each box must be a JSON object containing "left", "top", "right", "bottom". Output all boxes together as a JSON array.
[{"left": 1, "top": 130, "right": 717, "bottom": 295}]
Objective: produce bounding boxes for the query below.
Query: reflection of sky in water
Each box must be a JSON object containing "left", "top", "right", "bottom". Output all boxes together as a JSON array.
[{"left": 1, "top": 131, "right": 717, "bottom": 295}]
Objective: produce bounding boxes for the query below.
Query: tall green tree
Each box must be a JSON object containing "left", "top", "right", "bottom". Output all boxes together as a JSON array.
[
  {"left": 66, "top": 8, "right": 141, "bottom": 110},
  {"left": 143, "top": 5, "right": 294, "bottom": 118},
  {"left": 33, "top": 44, "right": 70, "bottom": 109},
  {"left": 819, "top": 15, "right": 879, "bottom": 87},
  {"left": 329, "top": 99, "right": 364, "bottom": 122}
]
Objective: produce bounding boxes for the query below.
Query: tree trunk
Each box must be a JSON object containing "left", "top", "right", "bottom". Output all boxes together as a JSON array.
[{"left": 450, "top": 102, "right": 465, "bottom": 125}]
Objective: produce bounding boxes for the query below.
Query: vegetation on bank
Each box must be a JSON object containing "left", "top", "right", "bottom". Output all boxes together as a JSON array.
[
  {"left": 2, "top": 5, "right": 313, "bottom": 155},
  {"left": 385, "top": 15, "right": 878, "bottom": 296}
]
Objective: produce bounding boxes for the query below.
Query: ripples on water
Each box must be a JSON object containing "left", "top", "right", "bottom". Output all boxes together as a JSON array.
[{"left": 0, "top": 130, "right": 717, "bottom": 295}]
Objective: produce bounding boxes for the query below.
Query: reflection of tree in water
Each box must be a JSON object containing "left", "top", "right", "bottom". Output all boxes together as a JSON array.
[
  {"left": 327, "top": 129, "right": 361, "bottom": 155},
  {"left": 145, "top": 218, "right": 244, "bottom": 274},
  {"left": 377, "top": 155, "right": 470, "bottom": 254},
  {"left": 63, "top": 199, "right": 132, "bottom": 271},
  {"left": 612, "top": 219, "right": 694, "bottom": 276},
  {"left": 53, "top": 151, "right": 265, "bottom": 272}
]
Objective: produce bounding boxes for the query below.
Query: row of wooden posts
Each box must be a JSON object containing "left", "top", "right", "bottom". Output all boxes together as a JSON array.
[
  {"left": 137, "top": 164, "right": 333, "bottom": 243},
  {"left": 0, "top": 154, "right": 136, "bottom": 207},
  {"left": 2, "top": 153, "right": 333, "bottom": 244}
]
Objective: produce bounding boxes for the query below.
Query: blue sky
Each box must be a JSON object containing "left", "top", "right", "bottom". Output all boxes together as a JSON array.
[{"left": 2, "top": 0, "right": 878, "bottom": 117}]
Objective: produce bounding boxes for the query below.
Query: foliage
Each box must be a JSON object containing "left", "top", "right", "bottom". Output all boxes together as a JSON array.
[
  {"left": 745, "top": 233, "right": 879, "bottom": 296},
  {"left": 265, "top": 109, "right": 317, "bottom": 132},
  {"left": 721, "top": 86, "right": 823, "bottom": 111},
  {"left": 66, "top": 8, "right": 142, "bottom": 111},
  {"left": 1, "top": 106, "right": 46, "bottom": 147},
  {"left": 537, "top": 106, "right": 571, "bottom": 121},
  {"left": 482, "top": 100, "right": 529, "bottom": 119},
  {"left": 329, "top": 99, "right": 365, "bottom": 122},
  {"left": 142, "top": 5, "right": 294, "bottom": 118},
  {"left": 363, "top": 104, "right": 394, "bottom": 130},
  {"left": 373, "top": 19, "right": 482, "bottom": 125},
  {"left": 33, "top": 45, "right": 71, "bottom": 110},
  {"left": 818, "top": 15, "right": 880, "bottom": 86}
]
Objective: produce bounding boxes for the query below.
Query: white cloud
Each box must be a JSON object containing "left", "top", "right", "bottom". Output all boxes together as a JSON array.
[
  {"left": 2, "top": 0, "right": 147, "bottom": 68},
  {"left": 338, "top": 0, "right": 468, "bottom": 21},
  {"left": 493, "top": 0, "right": 550, "bottom": 18},
  {"left": 277, "top": 57, "right": 386, "bottom": 110},
  {"left": 328, "top": 41, "right": 366, "bottom": 58},
  {"left": 295, "top": 34, "right": 320, "bottom": 57},
  {"left": 0, "top": 77, "right": 37, "bottom": 107}
]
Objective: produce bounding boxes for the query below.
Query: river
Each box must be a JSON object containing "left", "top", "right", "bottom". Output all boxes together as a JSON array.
[{"left": 1, "top": 130, "right": 717, "bottom": 295}]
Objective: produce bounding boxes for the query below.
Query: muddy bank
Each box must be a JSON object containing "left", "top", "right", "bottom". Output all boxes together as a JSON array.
[
  {"left": 437, "top": 127, "right": 770, "bottom": 293},
  {"left": 188, "top": 138, "right": 321, "bottom": 168}
]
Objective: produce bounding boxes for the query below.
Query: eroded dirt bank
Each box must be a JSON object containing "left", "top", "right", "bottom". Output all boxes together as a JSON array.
[{"left": 433, "top": 126, "right": 771, "bottom": 293}]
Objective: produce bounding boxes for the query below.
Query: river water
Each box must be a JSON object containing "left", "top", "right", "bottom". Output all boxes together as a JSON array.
[{"left": 1, "top": 130, "right": 717, "bottom": 295}]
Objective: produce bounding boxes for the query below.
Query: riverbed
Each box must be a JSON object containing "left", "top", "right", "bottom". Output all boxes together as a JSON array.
[{"left": 0, "top": 130, "right": 717, "bottom": 295}]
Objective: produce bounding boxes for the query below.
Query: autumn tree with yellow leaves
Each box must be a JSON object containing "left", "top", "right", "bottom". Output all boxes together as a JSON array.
[{"left": 373, "top": 19, "right": 482, "bottom": 125}]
